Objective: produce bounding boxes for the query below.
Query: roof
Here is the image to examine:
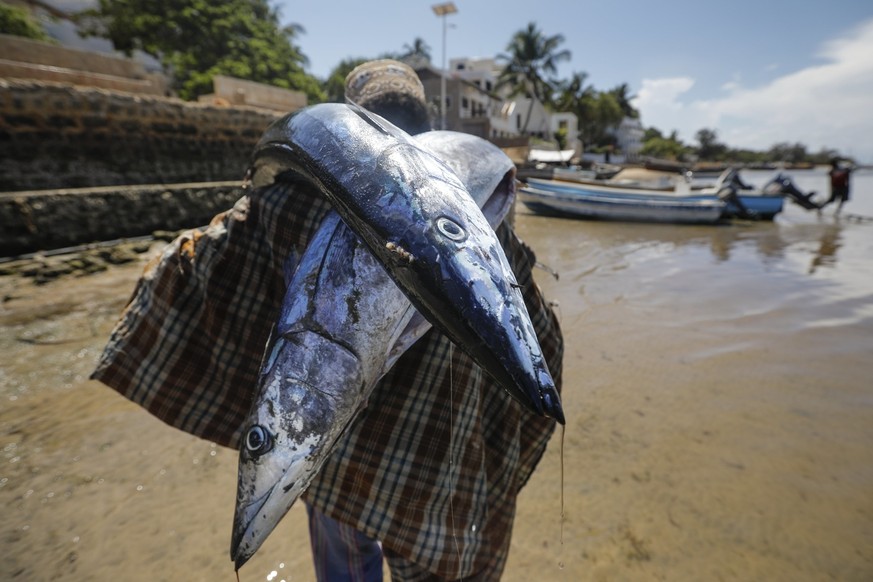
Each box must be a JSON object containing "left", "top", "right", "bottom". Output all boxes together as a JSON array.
[{"left": 528, "top": 149, "right": 575, "bottom": 163}]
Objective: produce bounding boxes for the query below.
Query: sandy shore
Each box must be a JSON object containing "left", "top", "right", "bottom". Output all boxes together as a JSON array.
[{"left": 2, "top": 203, "right": 872, "bottom": 581}]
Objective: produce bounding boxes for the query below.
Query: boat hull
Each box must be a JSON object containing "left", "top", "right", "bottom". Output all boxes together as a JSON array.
[
  {"left": 519, "top": 186, "right": 725, "bottom": 225},
  {"left": 526, "top": 177, "right": 784, "bottom": 220}
]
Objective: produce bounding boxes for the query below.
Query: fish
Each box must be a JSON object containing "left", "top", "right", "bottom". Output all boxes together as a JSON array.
[
  {"left": 248, "top": 103, "right": 564, "bottom": 424},
  {"left": 231, "top": 128, "right": 519, "bottom": 569}
]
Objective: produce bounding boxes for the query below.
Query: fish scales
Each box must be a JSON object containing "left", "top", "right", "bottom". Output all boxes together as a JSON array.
[
  {"left": 249, "top": 103, "right": 564, "bottom": 424},
  {"left": 232, "top": 124, "right": 532, "bottom": 568},
  {"left": 233, "top": 113, "right": 563, "bottom": 569}
]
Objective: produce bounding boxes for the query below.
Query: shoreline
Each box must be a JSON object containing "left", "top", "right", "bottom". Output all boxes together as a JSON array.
[{"left": 2, "top": 202, "right": 872, "bottom": 581}]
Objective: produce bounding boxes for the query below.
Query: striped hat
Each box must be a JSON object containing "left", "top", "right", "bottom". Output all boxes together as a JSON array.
[{"left": 344, "top": 60, "right": 426, "bottom": 109}]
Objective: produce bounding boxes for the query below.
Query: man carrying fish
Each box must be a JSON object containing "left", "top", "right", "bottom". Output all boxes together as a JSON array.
[{"left": 92, "top": 60, "right": 564, "bottom": 581}]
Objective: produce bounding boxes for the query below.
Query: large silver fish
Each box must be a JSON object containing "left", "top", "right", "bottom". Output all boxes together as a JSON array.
[
  {"left": 231, "top": 130, "right": 518, "bottom": 569},
  {"left": 248, "top": 103, "right": 563, "bottom": 424}
]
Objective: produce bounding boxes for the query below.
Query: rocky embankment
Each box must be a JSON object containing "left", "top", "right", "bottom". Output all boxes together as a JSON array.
[{"left": 0, "top": 231, "right": 179, "bottom": 287}]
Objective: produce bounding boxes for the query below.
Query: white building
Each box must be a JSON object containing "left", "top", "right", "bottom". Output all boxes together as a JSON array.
[
  {"left": 550, "top": 111, "right": 581, "bottom": 157},
  {"left": 614, "top": 116, "right": 644, "bottom": 160},
  {"left": 437, "top": 57, "right": 581, "bottom": 155}
]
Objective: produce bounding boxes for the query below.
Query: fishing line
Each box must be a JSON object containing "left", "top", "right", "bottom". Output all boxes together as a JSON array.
[{"left": 559, "top": 423, "right": 566, "bottom": 570}]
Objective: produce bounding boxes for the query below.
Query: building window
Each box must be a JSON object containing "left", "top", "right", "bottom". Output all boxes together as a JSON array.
[
  {"left": 500, "top": 102, "right": 515, "bottom": 117},
  {"left": 559, "top": 120, "right": 568, "bottom": 130},
  {"left": 462, "top": 97, "right": 469, "bottom": 109},
  {"left": 485, "top": 81, "right": 492, "bottom": 91}
]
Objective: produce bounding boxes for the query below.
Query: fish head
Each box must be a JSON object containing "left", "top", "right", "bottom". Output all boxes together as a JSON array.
[
  {"left": 230, "top": 330, "right": 364, "bottom": 570},
  {"left": 374, "top": 144, "right": 563, "bottom": 423}
]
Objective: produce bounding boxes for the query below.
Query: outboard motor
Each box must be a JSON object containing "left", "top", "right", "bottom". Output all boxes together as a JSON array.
[
  {"left": 766, "top": 174, "right": 820, "bottom": 210},
  {"left": 717, "top": 183, "right": 755, "bottom": 219}
]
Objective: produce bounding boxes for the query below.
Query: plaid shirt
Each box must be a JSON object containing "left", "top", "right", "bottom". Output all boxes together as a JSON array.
[{"left": 92, "top": 177, "right": 563, "bottom": 579}]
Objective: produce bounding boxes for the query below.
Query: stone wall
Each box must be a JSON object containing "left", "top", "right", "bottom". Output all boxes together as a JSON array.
[
  {"left": 0, "top": 79, "right": 285, "bottom": 192},
  {"left": 0, "top": 182, "right": 243, "bottom": 256},
  {"left": 204, "top": 75, "right": 307, "bottom": 112},
  {"left": 0, "top": 34, "right": 167, "bottom": 95}
]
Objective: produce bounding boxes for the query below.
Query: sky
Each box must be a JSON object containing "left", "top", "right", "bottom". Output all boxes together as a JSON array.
[{"left": 277, "top": 0, "right": 873, "bottom": 162}]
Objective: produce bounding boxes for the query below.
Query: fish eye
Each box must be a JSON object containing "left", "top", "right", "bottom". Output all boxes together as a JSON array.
[
  {"left": 245, "top": 425, "right": 273, "bottom": 457},
  {"left": 436, "top": 217, "right": 466, "bottom": 242}
]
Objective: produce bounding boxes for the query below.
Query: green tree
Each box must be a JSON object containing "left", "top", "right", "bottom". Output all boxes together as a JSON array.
[
  {"left": 643, "top": 127, "right": 663, "bottom": 142},
  {"left": 554, "top": 126, "right": 568, "bottom": 151},
  {"left": 725, "top": 147, "right": 767, "bottom": 165},
  {"left": 1, "top": 2, "right": 53, "bottom": 41},
  {"left": 607, "top": 83, "right": 638, "bottom": 119},
  {"left": 554, "top": 71, "right": 593, "bottom": 112},
  {"left": 496, "top": 22, "right": 571, "bottom": 133},
  {"left": 322, "top": 57, "right": 370, "bottom": 103},
  {"left": 78, "top": 0, "right": 324, "bottom": 102},
  {"left": 552, "top": 72, "right": 628, "bottom": 151},
  {"left": 768, "top": 141, "right": 808, "bottom": 164},
  {"left": 640, "top": 130, "right": 689, "bottom": 161},
  {"left": 553, "top": 72, "right": 591, "bottom": 148},
  {"left": 400, "top": 37, "right": 431, "bottom": 62},
  {"left": 577, "top": 90, "right": 623, "bottom": 150},
  {"left": 809, "top": 147, "right": 840, "bottom": 165},
  {"left": 695, "top": 128, "right": 727, "bottom": 161}
]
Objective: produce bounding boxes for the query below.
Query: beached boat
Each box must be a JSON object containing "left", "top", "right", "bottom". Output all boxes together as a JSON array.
[
  {"left": 519, "top": 184, "right": 726, "bottom": 224},
  {"left": 525, "top": 169, "right": 787, "bottom": 220}
]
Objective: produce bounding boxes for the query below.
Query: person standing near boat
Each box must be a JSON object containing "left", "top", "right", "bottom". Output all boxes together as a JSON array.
[{"left": 822, "top": 158, "right": 852, "bottom": 214}]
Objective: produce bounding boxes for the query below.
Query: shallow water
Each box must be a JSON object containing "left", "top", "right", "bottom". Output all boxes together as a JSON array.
[{"left": 1, "top": 168, "right": 872, "bottom": 581}]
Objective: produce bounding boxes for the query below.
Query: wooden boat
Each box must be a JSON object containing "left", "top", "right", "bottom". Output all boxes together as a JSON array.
[
  {"left": 524, "top": 169, "right": 787, "bottom": 220},
  {"left": 519, "top": 184, "right": 726, "bottom": 224}
]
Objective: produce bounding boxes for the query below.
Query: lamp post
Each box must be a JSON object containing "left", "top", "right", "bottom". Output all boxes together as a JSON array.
[{"left": 432, "top": 2, "right": 457, "bottom": 130}]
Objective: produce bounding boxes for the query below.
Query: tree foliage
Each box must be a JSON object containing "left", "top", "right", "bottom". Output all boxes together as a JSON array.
[
  {"left": 554, "top": 72, "right": 624, "bottom": 150},
  {"left": 640, "top": 134, "right": 689, "bottom": 161},
  {"left": 78, "top": 0, "right": 324, "bottom": 102},
  {"left": 607, "top": 83, "right": 638, "bottom": 119},
  {"left": 496, "top": 22, "right": 570, "bottom": 133},
  {"left": 579, "top": 91, "right": 623, "bottom": 149},
  {"left": 768, "top": 142, "right": 809, "bottom": 164},
  {"left": 553, "top": 71, "right": 593, "bottom": 112},
  {"left": 400, "top": 37, "right": 431, "bottom": 62},
  {"left": 323, "top": 57, "right": 370, "bottom": 103},
  {"left": 1, "top": 2, "right": 53, "bottom": 41},
  {"left": 695, "top": 128, "right": 728, "bottom": 161}
]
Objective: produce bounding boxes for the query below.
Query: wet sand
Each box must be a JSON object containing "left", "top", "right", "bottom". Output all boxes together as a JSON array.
[{"left": 2, "top": 173, "right": 872, "bottom": 580}]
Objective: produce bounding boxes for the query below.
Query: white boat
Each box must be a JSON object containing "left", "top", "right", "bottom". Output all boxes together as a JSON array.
[
  {"left": 524, "top": 168, "right": 791, "bottom": 220},
  {"left": 519, "top": 185, "right": 726, "bottom": 224}
]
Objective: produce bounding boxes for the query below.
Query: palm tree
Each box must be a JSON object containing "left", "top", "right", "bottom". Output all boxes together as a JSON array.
[
  {"left": 496, "top": 22, "right": 571, "bottom": 134},
  {"left": 401, "top": 37, "right": 431, "bottom": 62},
  {"left": 608, "top": 83, "right": 638, "bottom": 119},
  {"left": 555, "top": 71, "right": 594, "bottom": 112}
]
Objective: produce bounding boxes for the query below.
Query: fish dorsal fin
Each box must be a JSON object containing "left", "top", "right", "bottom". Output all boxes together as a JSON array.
[{"left": 345, "top": 100, "right": 404, "bottom": 140}]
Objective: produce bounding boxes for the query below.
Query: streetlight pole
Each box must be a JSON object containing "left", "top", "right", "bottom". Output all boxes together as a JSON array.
[{"left": 432, "top": 2, "right": 457, "bottom": 131}]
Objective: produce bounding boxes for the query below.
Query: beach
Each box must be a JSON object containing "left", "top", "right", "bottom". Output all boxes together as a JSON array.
[{"left": 2, "top": 168, "right": 872, "bottom": 581}]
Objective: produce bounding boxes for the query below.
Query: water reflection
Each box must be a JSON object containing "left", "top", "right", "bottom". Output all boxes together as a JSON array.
[
  {"left": 518, "top": 205, "right": 859, "bottom": 276},
  {"left": 519, "top": 167, "right": 873, "bottom": 274},
  {"left": 808, "top": 223, "right": 842, "bottom": 274}
]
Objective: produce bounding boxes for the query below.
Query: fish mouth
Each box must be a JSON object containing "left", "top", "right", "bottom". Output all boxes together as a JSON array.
[{"left": 230, "top": 483, "right": 276, "bottom": 571}]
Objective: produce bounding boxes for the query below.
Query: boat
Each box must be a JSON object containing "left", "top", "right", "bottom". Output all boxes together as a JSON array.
[
  {"left": 523, "top": 168, "right": 790, "bottom": 221},
  {"left": 516, "top": 163, "right": 620, "bottom": 183},
  {"left": 519, "top": 184, "right": 726, "bottom": 224}
]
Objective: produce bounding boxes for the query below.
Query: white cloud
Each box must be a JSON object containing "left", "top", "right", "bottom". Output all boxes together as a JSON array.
[
  {"left": 633, "top": 18, "right": 873, "bottom": 162},
  {"left": 635, "top": 77, "right": 696, "bottom": 109}
]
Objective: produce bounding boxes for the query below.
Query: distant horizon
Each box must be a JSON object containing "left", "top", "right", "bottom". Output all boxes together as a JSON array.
[
  {"left": 36, "top": 0, "right": 873, "bottom": 162},
  {"left": 283, "top": 0, "right": 873, "bottom": 163}
]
